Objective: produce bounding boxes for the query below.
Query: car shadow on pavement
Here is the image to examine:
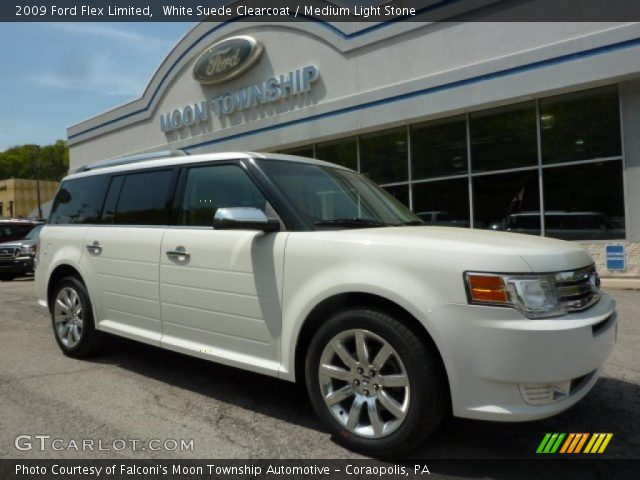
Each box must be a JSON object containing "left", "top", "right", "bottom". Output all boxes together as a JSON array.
[
  {"left": 91, "top": 336, "right": 322, "bottom": 432},
  {"left": 88, "top": 337, "right": 640, "bottom": 460}
]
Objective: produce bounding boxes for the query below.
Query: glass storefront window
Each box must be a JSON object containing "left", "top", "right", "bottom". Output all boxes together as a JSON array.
[
  {"left": 315, "top": 137, "right": 357, "bottom": 170},
  {"left": 470, "top": 102, "right": 537, "bottom": 172},
  {"left": 473, "top": 170, "right": 540, "bottom": 234},
  {"left": 540, "top": 86, "right": 621, "bottom": 164},
  {"left": 360, "top": 128, "right": 408, "bottom": 184},
  {"left": 411, "top": 116, "right": 467, "bottom": 180},
  {"left": 412, "top": 178, "right": 470, "bottom": 227},
  {"left": 280, "top": 145, "right": 314, "bottom": 158},
  {"left": 543, "top": 161, "right": 625, "bottom": 240},
  {"left": 381, "top": 184, "right": 410, "bottom": 207},
  {"left": 272, "top": 85, "right": 625, "bottom": 241}
]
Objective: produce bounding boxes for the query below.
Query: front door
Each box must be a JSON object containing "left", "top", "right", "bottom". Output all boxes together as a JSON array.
[{"left": 160, "top": 163, "right": 287, "bottom": 376}]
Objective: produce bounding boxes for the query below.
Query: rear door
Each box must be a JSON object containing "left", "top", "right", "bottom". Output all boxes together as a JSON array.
[
  {"left": 159, "top": 162, "right": 287, "bottom": 375},
  {"left": 80, "top": 168, "right": 177, "bottom": 345}
]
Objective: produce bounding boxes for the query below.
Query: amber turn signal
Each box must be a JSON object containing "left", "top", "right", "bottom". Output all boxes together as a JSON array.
[{"left": 467, "top": 274, "right": 509, "bottom": 303}]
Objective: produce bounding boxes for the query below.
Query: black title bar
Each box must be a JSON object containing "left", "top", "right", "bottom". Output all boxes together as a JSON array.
[
  {"left": 3, "top": 459, "right": 640, "bottom": 480},
  {"left": 5, "top": 0, "right": 640, "bottom": 22}
]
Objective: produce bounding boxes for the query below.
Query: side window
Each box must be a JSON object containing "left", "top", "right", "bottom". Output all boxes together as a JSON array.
[
  {"left": 179, "top": 164, "right": 273, "bottom": 227},
  {"left": 114, "top": 170, "right": 174, "bottom": 225},
  {"left": 49, "top": 176, "right": 107, "bottom": 225}
]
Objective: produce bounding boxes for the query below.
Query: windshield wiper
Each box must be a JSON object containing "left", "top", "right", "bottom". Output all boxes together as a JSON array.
[
  {"left": 398, "top": 220, "right": 425, "bottom": 226},
  {"left": 314, "top": 218, "right": 392, "bottom": 228}
]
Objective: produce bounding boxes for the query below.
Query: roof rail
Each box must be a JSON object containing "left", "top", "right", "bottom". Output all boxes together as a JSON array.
[{"left": 71, "top": 149, "right": 189, "bottom": 174}]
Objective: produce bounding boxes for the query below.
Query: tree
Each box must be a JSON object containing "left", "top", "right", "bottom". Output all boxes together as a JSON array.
[{"left": 0, "top": 140, "right": 69, "bottom": 181}]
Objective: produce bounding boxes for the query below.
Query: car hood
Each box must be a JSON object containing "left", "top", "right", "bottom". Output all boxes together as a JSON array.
[
  {"left": 337, "top": 226, "right": 593, "bottom": 273},
  {"left": 0, "top": 239, "right": 36, "bottom": 249}
]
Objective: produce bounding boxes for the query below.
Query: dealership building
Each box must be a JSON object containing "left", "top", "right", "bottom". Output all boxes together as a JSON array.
[{"left": 67, "top": 13, "right": 640, "bottom": 279}]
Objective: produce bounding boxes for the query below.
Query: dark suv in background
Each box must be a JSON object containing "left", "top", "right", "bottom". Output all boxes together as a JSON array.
[{"left": 0, "top": 220, "right": 42, "bottom": 281}]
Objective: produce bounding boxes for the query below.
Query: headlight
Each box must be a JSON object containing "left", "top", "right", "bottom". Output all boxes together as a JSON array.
[
  {"left": 465, "top": 272, "right": 562, "bottom": 318},
  {"left": 19, "top": 245, "right": 36, "bottom": 256}
]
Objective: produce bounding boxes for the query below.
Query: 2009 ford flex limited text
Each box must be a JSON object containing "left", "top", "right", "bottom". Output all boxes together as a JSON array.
[{"left": 35, "top": 152, "right": 617, "bottom": 456}]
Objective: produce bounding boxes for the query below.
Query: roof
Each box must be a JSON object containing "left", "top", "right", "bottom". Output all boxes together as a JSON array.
[{"left": 64, "top": 151, "right": 349, "bottom": 181}]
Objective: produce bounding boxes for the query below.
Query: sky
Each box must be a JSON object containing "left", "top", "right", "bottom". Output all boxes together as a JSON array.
[{"left": 0, "top": 22, "right": 193, "bottom": 151}]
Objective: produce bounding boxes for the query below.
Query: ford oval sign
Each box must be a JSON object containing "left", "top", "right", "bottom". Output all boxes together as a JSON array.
[{"left": 192, "top": 36, "right": 264, "bottom": 85}]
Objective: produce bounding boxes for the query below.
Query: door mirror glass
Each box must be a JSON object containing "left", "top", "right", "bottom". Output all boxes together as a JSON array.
[{"left": 213, "top": 207, "right": 280, "bottom": 232}]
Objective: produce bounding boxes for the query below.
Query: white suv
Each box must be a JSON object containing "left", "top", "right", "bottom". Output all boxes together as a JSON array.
[{"left": 35, "top": 152, "right": 616, "bottom": 456}]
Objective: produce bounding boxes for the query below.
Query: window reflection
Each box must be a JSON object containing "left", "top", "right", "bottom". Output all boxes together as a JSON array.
[
  {"left": 470, "top": 102, "right": 537, "bottom": 172},
  {"left": 280, "top": 145, "right": 314, "bottom": 158},
  {"left": 473, "top": 171, "right": 540, "bottom": 234},
  {"left": 315, "top": 138, "right": 357, "bottom": 170},
  {"left": 413, "top": 179, "right": 470, "bottom": 227},
  {"left": 412, "top": 116, "right": 467, "bottom": 179},
  {"left": 381, "top": 184, "right": 410, "bottom": 208},
  {"left": 541, "top": 86, "right": 621, "bottom": 164},
  {"left": 360, "top": 128, "right": 408, "bottom": 184},
  {"left": 543, "top": 162, "right": 625, "bottom": 240}
]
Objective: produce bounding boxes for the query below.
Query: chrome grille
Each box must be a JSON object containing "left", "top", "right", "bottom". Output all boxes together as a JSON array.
[
  {"left": 555, "top": 265, "right": 600, "bottom": 312},
  {"left": 0, "top": 247, "right": 18, "bottom": 259}
]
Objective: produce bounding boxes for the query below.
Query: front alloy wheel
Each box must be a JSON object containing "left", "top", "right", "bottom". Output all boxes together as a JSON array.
[
  {"left": 319, "top": 329, "right": 409, "bottom": 438},
  {"left": 306, "top": 308, "right": 447, "bottom": 457}
]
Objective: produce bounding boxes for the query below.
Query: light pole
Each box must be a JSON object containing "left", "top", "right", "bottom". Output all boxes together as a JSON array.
[{"left": 31, "top": 145, "right": 42, "bottom": 220}]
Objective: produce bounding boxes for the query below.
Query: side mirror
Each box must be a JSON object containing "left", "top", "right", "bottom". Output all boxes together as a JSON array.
[{"left": 213, "top": 207, "right": 280, "bottom": 232}]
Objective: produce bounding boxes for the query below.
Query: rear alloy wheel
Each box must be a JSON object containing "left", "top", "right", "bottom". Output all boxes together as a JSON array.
[
  {"left": 51, "top": 276, "right": 103, "bottom": 358},
  {"left": 54, "top": 286, "right": 84, "bottom": 348},
  {"left": 306, "top": 308, "right": 446, "bottom": 457}
]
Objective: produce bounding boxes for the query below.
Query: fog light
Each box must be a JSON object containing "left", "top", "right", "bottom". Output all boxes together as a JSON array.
[{"left": 520, "top": 380, "right": 571, "bottom": 405}]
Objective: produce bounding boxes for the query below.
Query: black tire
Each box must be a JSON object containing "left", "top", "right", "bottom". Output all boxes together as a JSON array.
[
  {"left": 305, "top": 308, "right": 447, "bottom": 457},
  {"left": 50, "top": 276, "right": 103, "bottom": 358},
  {"left": 0, "top": 275, "right": 16, "bottom": 281}
]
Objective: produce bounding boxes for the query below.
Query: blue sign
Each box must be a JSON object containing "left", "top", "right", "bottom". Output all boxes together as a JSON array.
[{"left": 605, "top": 245, "right": 626, "bottom": 271}]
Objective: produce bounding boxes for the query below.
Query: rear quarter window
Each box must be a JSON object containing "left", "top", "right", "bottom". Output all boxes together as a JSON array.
[{"left": 49, "top": 176, "right": 108, "bottom": 225}]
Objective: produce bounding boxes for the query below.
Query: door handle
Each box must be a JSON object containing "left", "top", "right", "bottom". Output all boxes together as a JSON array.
[
  {"left": 166, "top": 246, "right": 190, "bottom": 262},
  {"left": 86, "top": 241, "right": 102, "bottom": 256}
]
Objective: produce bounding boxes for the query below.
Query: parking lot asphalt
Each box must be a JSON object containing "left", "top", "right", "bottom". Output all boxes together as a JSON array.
[{"left": 0, "top": 278, "right": 638, "bottom": 460}]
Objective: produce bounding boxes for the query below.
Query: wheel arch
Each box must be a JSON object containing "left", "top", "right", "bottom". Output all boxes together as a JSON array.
[
  {"left": 47, "top": 264, "right": 87, "bottom": 313},
  {"left": 293, "top": 291, "right": 452, "bottom": 407}
]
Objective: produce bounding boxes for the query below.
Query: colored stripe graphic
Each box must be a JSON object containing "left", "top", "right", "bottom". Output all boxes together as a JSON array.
[
  {"left": 536, "top": 433, "right": 565, "bottom": 453},
  {"left": 537, "top": 433, "right": 612, "bottom": 454},
  {"left": 584, "top": 433, "right": 614, "bottom": 454},
  {"left": 536, "top": 433, "right": 552, "bottom": 453},
  {"left": 598, "top": 433, "right": 613, "bottom": 453},
  {"left": 559, "top": 433, "right": 575, "bottom": 453},
  {"left": 573, "top": 433, "right": 589, "bottom": 453}
]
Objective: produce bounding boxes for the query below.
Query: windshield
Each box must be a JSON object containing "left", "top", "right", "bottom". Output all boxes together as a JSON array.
[
  {"left": 24, "top": 225, "right": 42, "bottom": 240},
  {"left": 258, "top": 160, "right": 422, "bottom": 228}
]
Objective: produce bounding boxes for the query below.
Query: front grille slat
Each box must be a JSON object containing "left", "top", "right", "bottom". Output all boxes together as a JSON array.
[
  {"left": 0, "top": 247, "right": 18, "bottom": 258},
  {"left": 555, "top": 265, "right": 599, "bottom": 313}
]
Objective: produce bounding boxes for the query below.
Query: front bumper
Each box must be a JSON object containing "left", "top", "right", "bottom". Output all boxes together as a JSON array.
[
  {"left": 428, "top": 292, "right": 617, "bottom": 421},
  {"left": 0, "top": 256, "right": 34, "bottom": 276}
]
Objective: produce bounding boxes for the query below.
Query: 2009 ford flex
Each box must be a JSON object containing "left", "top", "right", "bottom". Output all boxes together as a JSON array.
[{"left": 35, "top": 152, "right": 617, "bottom": 456}]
